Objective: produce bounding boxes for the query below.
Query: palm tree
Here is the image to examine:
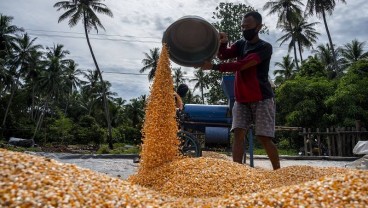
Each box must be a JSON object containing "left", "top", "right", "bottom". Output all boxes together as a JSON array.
[
  {"left": 23, "top": 49, "right": 44, "bottom": 122},
  {"left": 140, "top": 47, "right": 160, "bottom": 81},
  {"left": 338, "top": 39, "right": 368, "bottom": 69},
  {"left": 82, "top": 69, "right": 101, "bottom": 115},
  {"left": 305, "top": 0, "right": 347, "bottom": 72},
  {"left": 172, "top": 67, "right": 187, "bottom": 89},
  {"left": 125, "top": 97, "right": 145, "bottom": 129},
  {"left": 0, "top": 57, "right": 11, "bottom": 96},
  {"left": 263, "top": 0, "right": 304, "bottom": 70},
  {"left": 273, "top": 54, "right": 296, "bottom": 85},
  {"left": 32, "top": 44, "right": 70, "bottom": 140},
  {"left": 190, "top": 69, "right": 209, "bottom": 104},
  {"left": 54, "top": 0, "right": 114, "bottom": 149},
  {"left": 313, "top": 43, "right": 342, "bottom": 77},
  {"left": 291, "top": 16, "right": 320, "bottom": 61},
  {"left": 0, "top": 14, "right": 24, "bottom": 58},
  {"left": 277, "top": 16, "right": 320, "bottom": 62},
  {"left": 2, "top": 33, "right": 43, "bottom": 128},
  {"left": 64, "top": 60, "right": 85, "bottom": 114}
]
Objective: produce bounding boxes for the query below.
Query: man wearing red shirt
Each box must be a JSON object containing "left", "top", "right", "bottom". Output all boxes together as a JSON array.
[{"left": 201, "top": 11, "right": 280, "bottom": 170}]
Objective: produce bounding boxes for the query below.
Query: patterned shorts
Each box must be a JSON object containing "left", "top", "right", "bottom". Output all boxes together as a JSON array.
[{"left": 231, "top": 98, "right": 275, "bottom": 138}]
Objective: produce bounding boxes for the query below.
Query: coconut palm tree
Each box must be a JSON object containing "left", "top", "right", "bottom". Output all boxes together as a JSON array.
[
  {"left": 305, "top": 0, "right": 347, "bottom": 72},
  {"left": 338, "top": 39, "right": 368, "bottom": 69},
  {"left": 313, "top": 43, "right": 342, "bottom": 78},
  {"left": 32, "top": 44, "right": 71, "bottom": 140},
  {"left": 22, "top": 49, "right": 44, "bottom": 122},
  {"left": 273, "top": 54, "right": 296, "bottom": 85},
  {"left": 292, "top": 16, "right": 320, "bottom": 61},
  {"left": 0, "top": 57, "right": 11, "bottom": 96},
  {"left": 190, "top": 69, "right": 209, "bottom": 104},
  {"left": 2, "top": 33, "right": 43, "bottom": 128},
  {"left": 172, "top": 67, "right": 187, "bottom": 89},
  {"left": 140, "top": 47, "right": 160, "bottom": 81},
  {"left": 81, "top": 69, "right": 102, "bottom": 115},
  {"left": 277, "top": 16, "right": 320, "bottom": 62},
  {"left": 125, "top": 97, "right": 145, "bottom": 129},
  {"left": 263, "top": 0, "right": 304, "bottom": 70},
  {"left": 63, "top": 60, "right": 86, "bottom": 115},
  {"left": 54, "top": 0, "right": 114, "bottom": 148},
  {"left": 0, "top": 14, "right": 24, "bottom": 58}
]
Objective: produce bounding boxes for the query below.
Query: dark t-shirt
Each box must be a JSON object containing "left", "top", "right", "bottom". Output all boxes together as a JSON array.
[{"left": 217, "top": 39, "right": 274, "bottom": 103}]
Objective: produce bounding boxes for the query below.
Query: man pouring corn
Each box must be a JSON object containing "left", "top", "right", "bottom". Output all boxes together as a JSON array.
[{"left": 201, "top": 11, "right": 280, "bottom": 170}]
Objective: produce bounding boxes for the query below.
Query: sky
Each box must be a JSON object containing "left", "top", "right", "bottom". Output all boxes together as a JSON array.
[{"left": 1, "top": 0, "right": 367, "bottom": 102}]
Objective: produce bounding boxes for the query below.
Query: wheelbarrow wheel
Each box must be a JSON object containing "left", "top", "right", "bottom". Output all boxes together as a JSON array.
[{"left": 178, "top": 130, "right": 202, "bottom": 157}]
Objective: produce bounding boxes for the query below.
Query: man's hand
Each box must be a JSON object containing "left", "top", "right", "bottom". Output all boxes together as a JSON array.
[
  {"left": 219, "top": 32, "right": 228, "bottom": 44},
  {"left": 200, "top": 60, "right": 213, "bottom": 70}
]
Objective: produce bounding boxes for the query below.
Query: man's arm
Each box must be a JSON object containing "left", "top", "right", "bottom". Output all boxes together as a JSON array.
[{"left": 206, "top": 42, "right": 272, "bottom": 72}]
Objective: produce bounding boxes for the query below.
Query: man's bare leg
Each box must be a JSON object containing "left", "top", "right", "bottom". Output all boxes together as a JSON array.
[
  {"left": 257, "top": 136, "right": 280, "bottom": 170},
  {"left": 233, "top": 128, "right": 246, "bottom": 163}
]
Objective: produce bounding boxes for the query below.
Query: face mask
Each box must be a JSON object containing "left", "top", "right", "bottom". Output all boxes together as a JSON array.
[{"left": 242, "top": 27, "right": 258, "bottom": 41}]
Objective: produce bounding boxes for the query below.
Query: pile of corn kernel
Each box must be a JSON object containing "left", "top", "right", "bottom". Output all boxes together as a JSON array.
[
  {"left": 1, "top": 148, "right": 368, "bottom": 207},
  {"left": 2, "top": 45, "right": 368, "bottom": 207},
  {"left": 137, "top": 43, "right": 180, "bottom": 173}
]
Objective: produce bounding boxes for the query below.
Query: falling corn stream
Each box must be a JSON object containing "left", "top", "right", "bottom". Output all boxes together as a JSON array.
[{"left": 1, "top": 44, "right": 368, "bottom": 207}]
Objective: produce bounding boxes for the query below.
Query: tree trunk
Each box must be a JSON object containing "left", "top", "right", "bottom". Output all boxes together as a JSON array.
[
  {"left": 2, "top": 74, "right": 20, "bottom": 128},
  {"left": 32, "top": 98, "right": 48, "bottom": 140},
  {"left": 322, "top": 10, "right": 339, "bottom": 74},
  {"left": 83, "top": 13, "right": 113, "bottom": 149},
  {"left": 31, "top": 84, "right": 35, "bottom": 121},
  {"left": 200, "top": 87, "right": 204, "bottom": 104},
  {"left": 289, "top": 22, "right": 299, "bottom": 70},
  {"left": 298, "top": 41, "right": 303, "bottom": 62}
]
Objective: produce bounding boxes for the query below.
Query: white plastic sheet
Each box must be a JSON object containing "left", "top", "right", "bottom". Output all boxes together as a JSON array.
[{"left": 353, "top": 141, "right": 368, "bottom": 155}]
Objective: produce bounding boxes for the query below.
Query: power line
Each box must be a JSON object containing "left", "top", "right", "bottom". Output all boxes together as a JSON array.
[
  {"left": 28, "top": 33, "right": 161, "bottom": 43},
  {"left": 25, "top": 28, "right": 160, "bottom": 39},
  {"left": 103, "top": 71, "right": 148, "bottom": 76},
  {"left": 79, "top": 69, "right": 148, "bottom": 76}
]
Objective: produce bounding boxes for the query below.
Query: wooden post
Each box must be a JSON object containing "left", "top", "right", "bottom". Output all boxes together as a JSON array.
[
  {"left": 327, "top": 128, "right": 331, "bottom": 156},
  {"left": 303, "top": 128, "right": 308, "bottom": 156},
  {"left": 308, "top": 128, "right": 312, "bottom": 156},
  {"left": 342, "top": 127, "right": 346, "bottom": 156},
  {"left": 337, "top": 127, "right": 343, "bottom": 156},
  {"left": 330, "top": 127, "right": 337, "bottom": 156},
  {"left": 346, "top": 127, "right": 351, "bottom": 156},
  {"left": 316, "top": 128, "right": 321, "bottom": 156},
  {"left": 352, "top": 127, "right": 356, "bottom": 152}
]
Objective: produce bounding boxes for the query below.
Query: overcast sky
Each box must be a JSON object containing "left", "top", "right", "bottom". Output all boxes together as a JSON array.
[{"left": 1, "top": 0, "right": 367, "bottom": 101}]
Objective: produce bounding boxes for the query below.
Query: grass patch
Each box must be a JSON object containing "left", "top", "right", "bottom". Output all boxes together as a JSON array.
[{"left": 252, "top": 148, "right": 297, "bottom": 156}]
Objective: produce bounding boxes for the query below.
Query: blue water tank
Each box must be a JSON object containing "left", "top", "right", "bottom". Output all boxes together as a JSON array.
[
  {"left": 205, "top": 127, "right": 230, "bottom": 145},
  {"left": 183, "top": 104, "right": 231, "bottom": 123}
]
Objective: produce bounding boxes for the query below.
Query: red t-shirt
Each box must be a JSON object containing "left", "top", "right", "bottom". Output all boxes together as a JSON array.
[{"left": 217, "top": 39, "right": 274, "bottom": 103}]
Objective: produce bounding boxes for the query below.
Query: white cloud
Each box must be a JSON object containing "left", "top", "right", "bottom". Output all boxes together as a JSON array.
[{"left": 1, "top": 0, "right": 367, "bottom": 101}]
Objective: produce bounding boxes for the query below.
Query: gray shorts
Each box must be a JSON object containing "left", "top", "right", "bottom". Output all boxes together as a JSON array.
[{"left": 231, "top": 99, "right": 275, "bottom": 138}]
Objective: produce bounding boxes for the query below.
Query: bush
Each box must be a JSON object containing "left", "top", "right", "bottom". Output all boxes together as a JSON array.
[
  {"left": 123, "top": 126, "right": 142, "bottom": 144},
  {"left": 73, "top": 116, "right": 105, "bottom": 146}
]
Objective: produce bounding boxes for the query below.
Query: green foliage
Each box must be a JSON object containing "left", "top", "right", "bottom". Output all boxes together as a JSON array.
[
  {"left": 122, "top": 126, "right": 142, "bottom": 144},
  {"left": 276, "top": 76, "right": 336, "bottom": 127},
  {"left": 74, "top": 115, "right": 105, "bottom": 146},
  {"left": 297, "top": 56, "right": 326, "bottom": 77},
  {"left": 325, "top": 60, "right": 368, "bottom": 126},
  {"left": 252, "top": 148, "right": 297, "bottom": 156},
  {"left": 205, "top": 70, "right": 227, "bottom": 105},
  {"left": 212, "top": 2, "right": 268, "bottom": 43},
  {"left": 96, "top": 143, "right": 139, "bottom": 154},
  {"left": 48, "top": 111, "right": 74, "bottom": 144}
]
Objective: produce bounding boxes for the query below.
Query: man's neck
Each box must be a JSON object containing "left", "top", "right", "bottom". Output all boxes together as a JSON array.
[{"left": 249, "top": 36, "right": 260, "bottom": 44}]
